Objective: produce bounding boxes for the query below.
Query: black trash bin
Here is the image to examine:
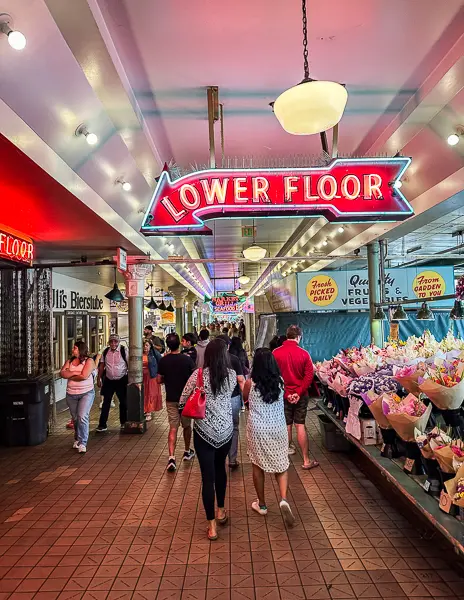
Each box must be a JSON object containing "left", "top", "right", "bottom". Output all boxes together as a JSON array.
[
  {"left": 0, "top": 375, "right": 51, "bottom": 446},
  {"left": 317, "top": 413, "right": 352, "bottom": 452}
]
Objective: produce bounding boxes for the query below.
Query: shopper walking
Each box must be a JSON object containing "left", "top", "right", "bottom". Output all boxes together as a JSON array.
[
  {"left": 244, "top": 348, "right": 295, "bottom": 526},
  {"left": 157, "top": 333, "right": 195, "bottom": 471},
  {"left": 182, "top": 332, "right": 198, "bottom": 363},
  {"left": 218, "top": 335, "right": 245, "bottom": 469},
  {"left": 179, "top": 339, "right": 236, "bottom": 540},
  {"left": 144, "top": 325, "right": 165, "bottom": 354},
  {"left": 96, "top": 334, "right": 128, "bottom": 432},
  {"left": 238, "top": 318, "right": 246, "bottom": 343},
  {"left": 229, "top": 336, "right": 250, "bottom": 374},
  {"left": 60, "top": 341, "right": 96, "bottom": 453},
  {"left": 273, "top": 325, "right": 319, "bottom": 470},
  {"left": 143, "top": 340, "right": 163, "bottom": 420},
  {"left": 196, "top": 328, "right": 210, "bottom": 368}
]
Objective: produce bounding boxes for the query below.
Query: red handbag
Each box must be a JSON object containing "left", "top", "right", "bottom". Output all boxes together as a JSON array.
[{"left": 182, "top": 369, "right": 206, "bottom": 419}]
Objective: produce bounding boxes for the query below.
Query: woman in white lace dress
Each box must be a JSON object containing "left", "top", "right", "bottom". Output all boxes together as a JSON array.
[
  {"left": 244, "top": 348, "right": 295, "bottom": 527},
  {"left": 180, "top": 339, "right": 236, "bottom": 541}
]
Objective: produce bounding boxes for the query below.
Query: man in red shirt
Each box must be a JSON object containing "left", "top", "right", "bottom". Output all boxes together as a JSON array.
[{"left": 273, "top": 325, "right": 319, "bottom": 470}]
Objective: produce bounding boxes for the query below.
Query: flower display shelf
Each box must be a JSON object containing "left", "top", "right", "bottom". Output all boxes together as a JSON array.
[{"left": 316, "top": 400, "right": 464, "bottom": 557}]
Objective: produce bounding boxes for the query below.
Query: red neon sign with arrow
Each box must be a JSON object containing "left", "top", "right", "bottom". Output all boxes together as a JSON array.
[{"left": 141, "top": 157, "right": 412, "bottom": 236}]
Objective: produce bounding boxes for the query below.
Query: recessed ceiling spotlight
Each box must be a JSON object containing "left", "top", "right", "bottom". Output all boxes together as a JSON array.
[
  {"left": 337, "top": 226, "right": 345, "bottom": 233},
  {"left": 0, "top": 14, "right": 26, "bottom": 50},
  {"left": 75, "top": 124, "right": 98, "bottom": 146},
  {"left": 116, "top": 178, "right": 132, "bottom": 192},
  {"left": 447, "top": 133, "right": 460, "bottom": 146},
  {"left": 322, "top": 239, "right": 328, "bottom": 246}
]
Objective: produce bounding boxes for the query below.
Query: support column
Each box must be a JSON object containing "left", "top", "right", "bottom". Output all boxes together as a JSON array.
[
  {"left": 185, "top": 292, "right": 197, "bottom": 333},
  {"left": 169, "top": 285, "right": 188, "bottom": 336},
  {"left": 367, "top": 243, "right": 383, "bottom": 347},
  {"left": 122, "top": 263, "right": 152, "bottom": 434}
]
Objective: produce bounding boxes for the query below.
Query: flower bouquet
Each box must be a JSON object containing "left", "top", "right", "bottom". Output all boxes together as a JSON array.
[
  {"left": 415, "top": 427, "right": 447, "bottom": 496},
  {"left": 444, "top": 464, "right": 464, "bottom": 508},
  {"left": 382, "top": 393, "right": 432, "bottom": 442},
  {"left": 393, "top": 364, "right": 425, "bottom": 396},
  {"left": 418, "top": 360, "right": 464, "bottom": 410}
]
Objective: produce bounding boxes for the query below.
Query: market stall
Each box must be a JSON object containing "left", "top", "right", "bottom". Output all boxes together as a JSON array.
[{"left": 315, "top": 329, "right": 464, "bottom": 555}]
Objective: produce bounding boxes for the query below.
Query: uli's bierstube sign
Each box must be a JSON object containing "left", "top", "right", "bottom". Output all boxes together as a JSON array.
[
  {"left": 297, "top": 267, "right": 454, "bottom": 311},
  {"left": 141, "top": 158, "right": 412, "bottom": 235}
]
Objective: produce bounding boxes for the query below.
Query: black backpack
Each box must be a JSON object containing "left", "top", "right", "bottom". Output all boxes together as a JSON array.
[{"left": 102, "top": 345, "right": 128, "bottom": 367}]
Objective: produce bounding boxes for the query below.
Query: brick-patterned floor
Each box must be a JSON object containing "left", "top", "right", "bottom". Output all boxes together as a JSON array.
[{"left": 0, "top": 402, "right": 462, "bottom": 600}]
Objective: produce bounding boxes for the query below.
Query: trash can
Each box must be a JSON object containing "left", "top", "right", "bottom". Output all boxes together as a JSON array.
[
  {"left": 0, "top": 375, "right": 51, "bottom": 446},
  {"left": 317, "top": 413, "right": 352, "bottom": 452}
]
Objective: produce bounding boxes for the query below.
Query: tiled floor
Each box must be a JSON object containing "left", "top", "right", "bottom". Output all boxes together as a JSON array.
[{"left": 0, "top": 402, "right": 462, "bottom": 600}]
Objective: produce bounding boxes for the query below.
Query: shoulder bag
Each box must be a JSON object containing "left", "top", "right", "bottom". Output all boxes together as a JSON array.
[{"left": 182, "top": 368, "right": 206, "bottom": 419}]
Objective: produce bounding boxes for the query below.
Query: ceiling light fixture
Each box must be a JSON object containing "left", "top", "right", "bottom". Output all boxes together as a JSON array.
[
  {"left": 0, "top": 15, "right": 26, "bottom": 50},
  {"left": 450, "top": 300, "right": 464, "bottom": 320},
  {"left": 416, "top": 302, "right": 434, "bottom": 321},
  {"left": 238, "top": 275, "right": 250, "bottom": 285},
  {"left": 105, "top": 268, "right": 125, "bottom": 302},
  {"left": 271, "top": 0, "right": 347, "bottom": 135},
  {"left": 235, "top": 288, "right": 245, "bottom": 296},
  {"left": 393, "top": 180, "right": 403, "bottom": 189},
  {"left": 337, "top": 226, "right": 345, "bottom": 233},
  {"left": 322, "top": 239, "right": 328, "bottom": 247},
  {"left": 392, "top": 305, "right": 408, "bottom": 321},
  {"left": 146, "top": 297, "right": 158, "bottom": 310},
  {"left": 166, "top": 302, "right": 175, "bottom": 312},
  {"left": 373, "top": 307, "right": 386, "bottom": 321},
  {"left": 243, "top": 244, "right": 267, "bottom": 262},
  {"left": 116, "top": 178, "right": 132, "bottom": 192},
  {"left": 447, "top": 133, "right": 460, "bottom": 146},
  {"left": 75, "top": 124, "right": 98, "bottom": 146}
]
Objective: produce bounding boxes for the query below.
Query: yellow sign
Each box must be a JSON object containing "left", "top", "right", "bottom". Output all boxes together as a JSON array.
[
  {"left": 306, "top": 274, "right": 338, "bottom": 307},
  {"left": 161, "top": 311, "right": 175, "bottom": 324},
  {"left": 412, "top": 270, "right": 446, "bottom": 300}
]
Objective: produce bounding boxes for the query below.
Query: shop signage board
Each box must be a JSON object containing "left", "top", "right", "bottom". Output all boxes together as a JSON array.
[
  {"left": 297, "top": 267, "right": 454, "bottom": 311},
  {"left": 211, "top": 295, "right": 254, "bottom": 314},
  {"left": 0, "top": 224, "right": 34, "bottom": 265},
  {"left": 141, "top": 158, "right": 412, "bottom": 235},
  {"left": 117, "top": 247, "right": 127, "bottom": 272},
  {"left": 266, "top": 274, "right": 298, "bottom": 313},
  {"left": 52, "top": 273, "right": 110, "bottom": 313}
]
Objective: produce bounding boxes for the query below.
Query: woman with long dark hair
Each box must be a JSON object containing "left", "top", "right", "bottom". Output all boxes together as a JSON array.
[
  {"left": 60, "top": 341, "right": 96, "bottom": 454},
  {"left": 229, "top": 336, "right": 250, "bottom": 372},
  {"left": 244, "top": 348, "right": 295, "bottom": 526},
  {"left": 143, "top": 340, "right": 163, "bottom": 420},
  {"left": 179, "top": 339, "right": 236, "bottom": 540}
]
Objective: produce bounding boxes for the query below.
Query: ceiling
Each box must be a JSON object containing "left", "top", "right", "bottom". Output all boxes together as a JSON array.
[{"left": 0, "top": 0, "right": 463, "bottom": 298}]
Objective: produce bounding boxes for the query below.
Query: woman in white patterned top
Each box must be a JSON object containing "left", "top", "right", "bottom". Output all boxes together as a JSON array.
[
  {"left": 180, "top": 339, "right": 235, "bottom": 541},
  {"left": 244, "top": 348, "right": 295, "bottom": 527}
]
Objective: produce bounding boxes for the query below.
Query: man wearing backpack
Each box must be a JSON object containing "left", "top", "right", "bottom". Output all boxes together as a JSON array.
[{"left": 96, "top": 334, "right": 128, "bottom": 432}]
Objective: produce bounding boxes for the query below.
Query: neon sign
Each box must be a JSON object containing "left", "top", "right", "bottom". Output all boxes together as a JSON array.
[
  {"left": 0, "top": 224, "right": 34, "bottom": 265},
  {"left": 212, "top": 295, "right": 242, "bottom": 313},
  {"left": 141, "top": 158, "right": 412, "bottom": 236}
]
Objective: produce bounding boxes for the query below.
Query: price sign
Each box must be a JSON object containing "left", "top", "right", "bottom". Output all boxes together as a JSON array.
[
  {"left": 439, "top": 490, "right": 453, "bottom": 514},
  {"left": 404, "top": 458, "right": 415, "bottom": 473}
]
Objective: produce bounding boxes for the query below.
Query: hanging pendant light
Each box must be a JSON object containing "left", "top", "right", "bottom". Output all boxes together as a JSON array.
[
  {"left": 417, "top": 302, "right": 434, "bottom": 321},
  {"left": 146, "top": 297, "right": 158, "bottom": 310},
  {"left": 392, "top": 305, "right": 408, "bottom": 321},
  {"left": 238, "top": 274, "right": 250, "bottom": 286},
  {"left": 235, "top": 288, "right": 245, "bottom": 297},
  {"left": 243, "top": 244, "right": 267, "bottom": 262},
  {"left": 158, "top": 290, "right": 167, "bottom": 311},
  {"left": 373, "top": 307, "right": 386, "bottom": 321},
  {"left": 166, "top": 302, "right": 175, "bottom": 312},
  {"left": 105, "top": 267, "right": 125, "bottom": 302},
  {"left": 450, "top": 300, "right": 464, "bottom": 320},
  {"left": 272, "top": 0, "right": 347, "bottom": 135}
]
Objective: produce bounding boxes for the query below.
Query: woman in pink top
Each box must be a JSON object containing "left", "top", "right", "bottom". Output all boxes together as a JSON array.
[{"left": 60, "top": 341, "right": 96, "bottom": 453}]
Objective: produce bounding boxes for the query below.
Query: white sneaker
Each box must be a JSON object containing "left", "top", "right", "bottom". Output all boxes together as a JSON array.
[
  {"left": 279, "top": 500, "right": 295, "bottom": 527},
  {"left": 78, "top": 444, "right": 87, "bottom": 454},
  {"left": 251, "top": 500, "right": 268, "bottom": 516},
  {"left": 288, "top": 444, "right": 296, "bottom": 456},
  {"left": 72, "top": 440, "right": 79, "bottom": 449}
]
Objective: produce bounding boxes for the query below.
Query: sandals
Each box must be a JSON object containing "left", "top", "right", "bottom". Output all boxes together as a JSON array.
[
  {"left": 302, "top": 460, "right": 320, "bottom": 470},
  {"left": 217, "top": 510, "right": 228, "bottom": 525},
  {"left": 207, "top": 527, "right": 218, "bottom": 541}
]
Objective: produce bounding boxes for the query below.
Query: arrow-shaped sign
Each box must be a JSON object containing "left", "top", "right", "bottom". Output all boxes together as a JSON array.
[{"left": 141, "top": 157, "right": 412, "bottom": 236}]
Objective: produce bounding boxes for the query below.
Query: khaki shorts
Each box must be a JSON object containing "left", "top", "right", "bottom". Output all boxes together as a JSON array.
[{"left": 166, "top": 402, "right": 192, "bottom": 429}]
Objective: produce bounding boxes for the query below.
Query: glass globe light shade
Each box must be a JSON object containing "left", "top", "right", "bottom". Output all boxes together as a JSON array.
[
  {"left": 8, "top": 30, "right": 26, "bottom": 50},
  {"left": 273, "top": 80, "right": 348, "bottom": 135},
  {"left": 238, "top": 275, "right": 250, "bottom": 285},
  {"left": 243, "top": 244, "right": 267, "bottom": 262}
]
